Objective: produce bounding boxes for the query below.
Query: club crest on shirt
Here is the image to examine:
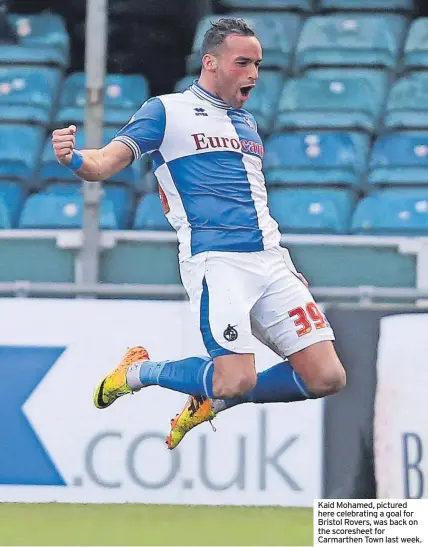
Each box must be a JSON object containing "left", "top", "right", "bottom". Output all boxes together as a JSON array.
[{"left": 243, "top": 115, "right": 256, "bottom": 130}]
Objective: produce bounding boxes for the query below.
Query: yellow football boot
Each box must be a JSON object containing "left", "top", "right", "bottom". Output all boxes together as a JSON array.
[
  {"left": 166, "top": 395, "right": 216, "bottom": 449},
  {"left": 93, "top": 346, "right": 149, "bottom": 409}
]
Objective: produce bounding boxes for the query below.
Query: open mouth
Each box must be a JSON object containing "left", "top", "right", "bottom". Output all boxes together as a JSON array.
[{"left": 239, "top": 85, "right": 254, "bottom": 99}]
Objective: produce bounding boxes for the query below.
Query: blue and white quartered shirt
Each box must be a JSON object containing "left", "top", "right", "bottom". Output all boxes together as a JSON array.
[{"left": 114, "top": 81, "right": 281, "bottom": 261}]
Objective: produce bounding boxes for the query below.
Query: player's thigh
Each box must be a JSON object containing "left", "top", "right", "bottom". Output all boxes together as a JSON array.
[
  {"left": 250, "top": 258, "right": 335, "bottom": 362},
  {"left": 180, "top": 251, "right": 261, "bottom": 360}
]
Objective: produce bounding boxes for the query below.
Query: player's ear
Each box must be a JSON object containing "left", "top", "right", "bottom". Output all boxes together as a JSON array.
[{"left": 202, "top": 53, "right": 217, "bottom": 73}]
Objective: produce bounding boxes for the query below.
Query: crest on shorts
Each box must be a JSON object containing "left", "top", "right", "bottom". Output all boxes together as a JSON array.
[
  {"left": 243, "top": 115, "right": 256, "bottom": 130},
  {"left": 223, "top": 324, "right": 238, "bottom": 342}
]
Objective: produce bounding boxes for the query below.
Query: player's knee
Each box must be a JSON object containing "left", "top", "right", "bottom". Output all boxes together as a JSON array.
[
  {"left": 213, "top": 369, "right": 257, "bottom": 399},
  {"left": 306, "top": 364, "right": 346, "bottom": 397}
]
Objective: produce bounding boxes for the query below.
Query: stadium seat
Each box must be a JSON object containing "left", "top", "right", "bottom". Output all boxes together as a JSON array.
[
  {"left": 384, "top": 73, "right": 428, "bottom": 131},
  {"left": 56, "top": 73, "right": 149, "bottom": 127},
  {"left": 0, "top": 45, "right": 65, "bottom": 68},
  {"left": 40, "top": 128, "right": 145, "bottom": 190},
  {"left": 10, "top": 13, "right": 68, "bottom": 59},
  {"left": 43, "top": 182, "right": 134, "bottom": 229},
  {"left": 273, "top": 76, "right": 380, "bottom": 133},
  {"left": 295, "top": 14, "right": 407, "bottom": 71},
  {"left": 368, "top": 132, "right": 428, "bottom": 187},
  {"left": 268, "top": 188, "right": 353, "bottom": 234},
  {"left": 319, "top": 0, "right": 414, "bottom": 12},
  {"left": 0, "top": 124, "right": 45, "bottom": 181},
  {"left": 134, "top": 193, "right": 173, "bottom": 231},
  {"left": 264, "top": 132, "right": 368, "bottom": 188},
  {"left": 0, "top": 181, "right": 26, "bottom": 227},
  {"left": 304, "top": 68, "right": 390, "bottom": 110},
  {"left": 352, "top": 189, "right": 428, "bottom": 235},
  {"left": 0, "top": 67, "right": 61, "bottom": 126},
  {"left": 403, "top": 19, "right": 428, "bottom": 70},
  {"left": 0, "top": 13, "right": 69, "bottom": 68},
  {"left": 187, "top": 12, "right": 302, "bottom": 73},
  {"left": 220, "top": 0, "right": 313, "bottom": 11},
  {"left": 18, "top": 194, "right": 118, "bottom": 229},
  {"left": 0, "top": 197, "right": 11, "bottom": 229}
]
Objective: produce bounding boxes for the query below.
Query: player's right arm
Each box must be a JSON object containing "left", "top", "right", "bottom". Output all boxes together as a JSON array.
[
  {"left": 52, "top": 97, "right": 166, "bottom": 182},
  {"left": 52, "top": 125, "right": 133, "bottom": 182}
]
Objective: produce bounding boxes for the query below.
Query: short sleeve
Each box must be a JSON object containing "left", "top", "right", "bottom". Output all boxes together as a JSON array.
[{"left": 113, "top": 97, "right": 166, "bottom": 161}]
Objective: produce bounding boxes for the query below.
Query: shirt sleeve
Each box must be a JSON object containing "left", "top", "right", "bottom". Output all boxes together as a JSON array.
[{"left": 113, "top": 97, "right": 166, "bottom": 161}]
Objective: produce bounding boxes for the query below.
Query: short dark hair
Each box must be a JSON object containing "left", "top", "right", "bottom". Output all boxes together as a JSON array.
[{"left": 201, "top": 18, "right": 255, "bottom": 56}]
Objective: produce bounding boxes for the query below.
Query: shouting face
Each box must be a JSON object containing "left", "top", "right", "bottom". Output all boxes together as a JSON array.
[{"left": 201, "top": 34, "right": 262, "bottom": 109}]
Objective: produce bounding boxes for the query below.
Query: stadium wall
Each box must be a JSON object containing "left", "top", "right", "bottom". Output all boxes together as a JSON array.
[
  {"left": 1, "top": 300, "right": 427, "bottom": 504},
  {"left": 0, "top": 298, "right": 322, "bottom": 506}
]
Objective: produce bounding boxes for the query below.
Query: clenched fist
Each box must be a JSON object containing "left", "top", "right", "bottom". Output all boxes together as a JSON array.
[{"left": 52, "top": 125, "right": 77, "bottom": 165}]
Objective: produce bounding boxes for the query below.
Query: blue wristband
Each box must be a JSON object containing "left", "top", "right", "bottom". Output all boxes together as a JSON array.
[{"left": 68, "top": 150, "right": 84, "bottom": 172}]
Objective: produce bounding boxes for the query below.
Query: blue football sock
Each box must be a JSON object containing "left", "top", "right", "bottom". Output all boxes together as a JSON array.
[
  {"left": 127, "top": 356, "right": 215, "bottom": 398},
  {"left": 215, "top": 360, "right": 314, "bottom": 411}
]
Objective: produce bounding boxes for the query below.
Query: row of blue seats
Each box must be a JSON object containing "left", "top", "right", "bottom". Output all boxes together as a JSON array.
[
  {"left": 219, "top": 0, "right": 414, "bottom": 11},
  {"left": 178, "top": 70, "right": 428, "bottom": 136},
  {"left": 0, "top": 14, "right": 69, "bottom": 68},
  {"left": 188, "top": 13, "right": 428, "bottom": 74},
  {"left": 0, "top": 69, "right": 149, "bottom": 128},
  {"left": 1, "top": 186, "right": 427, "bottom": 235},
  {"left": 2, "top": 125, "right": 428, "bottom": 190},
  {"left": 0, "top": 185, "right": 170, "bottom": 230},
  {"left": 2, "top": 12, "right": 428, "bottom": 74},
  {"left": 3, "top": 67, "right": 428, "bottom": 137}
]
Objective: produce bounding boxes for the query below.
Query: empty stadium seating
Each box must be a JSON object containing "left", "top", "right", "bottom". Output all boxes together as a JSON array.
[
  {"left": 304, "top": 68, "right": 390, "bottom": 111},
  {"left": 273, "top": 76, "right": 380, "bottom": 133},
  {"left": 134, "top": 193, "right": 172, "bottom": 231},
  {"left": 384, "top": 73, "right": 428, "bottom": 131},
  {"left": 55, "top": 73, "right": 149, "bottom": 128},
  {"left": 268, "top": 188, "right": 354, "bottom": 233},
  {"left": 352, "top": 189, "right": 428, "bottom": 235},
  {"left": 0, "top": 67, "right": 61, "bottom": 126},
  {"left": 0, "top": 124, "right": 45, "bottom": 181},
  {"left": 0, "top": 1, "right": 427, "bottom": 240},
  {"left": 220, "top": 0, "right": 313, "bottom": 10},
  {"left": 43, "top": 182, "right": 134, "bottom": 229},
  {"left": 19, "top": 194, "right": 118, "bottom": 229},
  {"left": 403, "top": 18, "right": 428, "bottom": 70},
  {"left": 368, "top": 132, "right": 428, "bottom": 187},
  {"left": 187, "top": 12, "right": 302, "bottom": 73},
  {"left": 295, "top": 14, "right": 407, "bottom": 72},
  {"left": 264, "top": 132, "right": 368, "bottom": 187},
  {"left": 319, "top": 0, "right": 414, "bottom": 12},
  {"left": 0, "top": 13, "right": 69, "bottom": 68}
]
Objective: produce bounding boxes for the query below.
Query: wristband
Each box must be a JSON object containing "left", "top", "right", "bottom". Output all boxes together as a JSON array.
[{"left": 68, "top": 150, "right": 84, "bottom": 172}]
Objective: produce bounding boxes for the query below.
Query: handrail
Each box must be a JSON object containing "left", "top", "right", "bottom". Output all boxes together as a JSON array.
[{"left": 0, "top": 282, "right": 427, "bottom": 303}]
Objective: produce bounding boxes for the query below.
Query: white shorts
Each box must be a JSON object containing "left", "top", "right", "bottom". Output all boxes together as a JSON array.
[{"left": 179, "top": 247, "right": 335, "bottom": 359}]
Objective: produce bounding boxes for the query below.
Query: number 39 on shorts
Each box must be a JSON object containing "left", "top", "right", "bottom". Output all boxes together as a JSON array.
[{"left": 288, "top": 303, "right": 327, "bottom": 337}]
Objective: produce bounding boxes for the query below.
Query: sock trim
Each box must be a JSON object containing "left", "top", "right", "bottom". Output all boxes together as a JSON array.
[
  {"left": 202, "top": 359, "right": 213, "bottom": 398},
  {"left": 292, "top": 369, "right": 310, "bottom": 398}
]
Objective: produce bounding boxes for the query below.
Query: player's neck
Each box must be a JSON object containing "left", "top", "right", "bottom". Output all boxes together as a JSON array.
[{"left": 197, "top": 75, "right": 226, "bottom": 104}]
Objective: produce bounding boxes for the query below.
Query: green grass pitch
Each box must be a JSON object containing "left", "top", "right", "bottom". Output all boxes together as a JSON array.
[{"left": 0, "top": 504, "right": 313, "bottom": 546}]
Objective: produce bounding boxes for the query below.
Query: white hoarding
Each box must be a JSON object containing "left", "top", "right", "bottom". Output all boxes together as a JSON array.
[
  {"left": 0, "top": 298, "right": 322, "bottom": 506},
  {"left": 374, "top": 314, "right": 428, "bottom": 499}
]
